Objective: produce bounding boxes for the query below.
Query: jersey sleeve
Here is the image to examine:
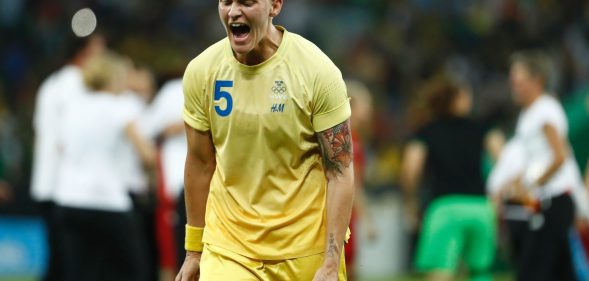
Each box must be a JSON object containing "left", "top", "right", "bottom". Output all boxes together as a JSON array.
[
  {"left": 30, "top": 75, "right": 63, "bottom": 201},
  {"left": 487, "top": 138, "right": 525, "bottom": 194},
  {"left": 537, "top": 100, "right": 568, "bottom": 136},
  {"left": 33, "top": 75, "right": 59, "bottom": 132},
  {"left": 119, "top": 94, "right": 145, "bottom": 126},
  {"left": 311, "top": 64, "right": 351, "bottom": 132},
  {"left": 182, "top": 59, "right": 210, "bottom": 132}
]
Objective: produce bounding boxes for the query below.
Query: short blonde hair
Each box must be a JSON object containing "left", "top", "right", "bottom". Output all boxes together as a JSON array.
[
  {"left": 510, "top": 50, "right": 550, "bottom": 86},
  {"left": 83, "top": 51, "right": 126, "bottom": 92}
]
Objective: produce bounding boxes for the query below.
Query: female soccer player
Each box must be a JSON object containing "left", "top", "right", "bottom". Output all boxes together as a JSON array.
[
  {"left": 177, "top": 0, "right": 354, "bottom": 280},
  {"left": 401, "top": 78, "right": 498, "bottom": 281}
]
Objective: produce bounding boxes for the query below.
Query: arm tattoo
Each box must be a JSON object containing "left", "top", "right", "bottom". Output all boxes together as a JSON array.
[
  {"left": 319, "top": 120, "right": 353, "bottom": 175},
  {"left": 327, "top": 233, "right": 338, "bottom": 258}
]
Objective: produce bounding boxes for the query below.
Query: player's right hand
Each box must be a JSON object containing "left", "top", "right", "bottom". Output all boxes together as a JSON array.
[{"left": 176, "top": 251, "right": 202, "bottom": 281}]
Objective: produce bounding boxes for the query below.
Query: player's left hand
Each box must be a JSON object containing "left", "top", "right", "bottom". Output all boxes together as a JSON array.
[{"left": 312, "top": 260, "right": 339, "bottom": 281}]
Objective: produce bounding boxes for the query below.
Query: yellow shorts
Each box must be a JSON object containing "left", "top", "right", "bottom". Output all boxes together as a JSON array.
[{"left": 199, "top": 244, "right": 347, "bottom": 281}]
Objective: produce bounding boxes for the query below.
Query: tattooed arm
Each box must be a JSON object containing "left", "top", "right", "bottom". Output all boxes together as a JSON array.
[{"left": 313, "top": 119, "right": 355, "bottom": 281}]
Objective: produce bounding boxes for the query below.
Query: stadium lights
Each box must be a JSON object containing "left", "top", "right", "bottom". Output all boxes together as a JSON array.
[{"left": 71, "top": 8, "right": 97, "bottom": 37}]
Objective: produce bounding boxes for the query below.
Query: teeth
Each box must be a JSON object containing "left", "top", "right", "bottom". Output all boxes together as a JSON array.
[{"left": 231, "top": 23, "right": 246, "bottom": 28}]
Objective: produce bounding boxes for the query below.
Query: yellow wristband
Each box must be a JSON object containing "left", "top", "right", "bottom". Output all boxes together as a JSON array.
[{"left": 185, "top": 225, "right": 204, "bottom": 252}]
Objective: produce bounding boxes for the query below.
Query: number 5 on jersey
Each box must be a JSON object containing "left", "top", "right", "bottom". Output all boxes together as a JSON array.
[{"left": 214, "top": 80, "right": 233, "bottom": 117}]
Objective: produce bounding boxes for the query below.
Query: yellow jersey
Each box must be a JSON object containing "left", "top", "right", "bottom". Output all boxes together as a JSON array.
[{"left": 183, "top": 26, "right": 350, "bottom": 260}]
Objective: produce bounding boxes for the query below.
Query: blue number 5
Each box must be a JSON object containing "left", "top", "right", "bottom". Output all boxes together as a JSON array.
[{"left": 214, "top": 80, "right": 233, "bottom": 117}]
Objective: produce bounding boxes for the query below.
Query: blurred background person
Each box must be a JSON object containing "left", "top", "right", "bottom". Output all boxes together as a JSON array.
[
  {"left": 53, "top": 51, "right": 155, "bottom": 281},
  {"left": 135, "top": 77, "right": 186, "bottom": 280},
  {"left": 29, "top": 33, "right": 105, "bottom": 281},
  {"left": 127, "top": 66, "right": 157, "bottom": 105},
  {"left": 345, "top": 80, "right": 378, "bottom": 281},
  {"left": 401, "top": 78, "right": 499, "bottom": 281},
  {"left": 121, "top": 64, "right": 160, "bottom": 281},
  {"left": 486, "top": 136, "right": 529, "bottom": 270},
  {"left": 488, "top": 105, "right": 589, "bottom": 280},
  {"left": 508, "top": 50, "right": 588, "bottom": 281}
]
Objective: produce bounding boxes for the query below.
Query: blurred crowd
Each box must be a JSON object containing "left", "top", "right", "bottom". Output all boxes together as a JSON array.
[
  {"left": 1, "top": 0, "right": 589, "bottom": 280},
  {"left": 2, "top": 0, "right": 588, "bottom": 199}
]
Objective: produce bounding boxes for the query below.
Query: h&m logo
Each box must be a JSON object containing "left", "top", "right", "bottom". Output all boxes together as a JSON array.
[{"left": 271, "top": 103, "right": 285, "bottom": 112}]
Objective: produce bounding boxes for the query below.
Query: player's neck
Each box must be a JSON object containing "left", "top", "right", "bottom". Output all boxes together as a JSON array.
[
  {"left": 523, "top": 90, "right": 543, "bottom": 108},
  {"left": 69, "top": 56, "right": 84, "bottom": 68},
  {"left": 236, "top": 25, "right": 283, "bottom": 66},
  {"left": 69, "top": 52, "right": 89, "bottom": 68}
]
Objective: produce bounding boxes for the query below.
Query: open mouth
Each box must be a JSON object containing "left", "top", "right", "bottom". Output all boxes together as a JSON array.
[{"left": 230, "top": 23, "right": 251, "bottom": 40}]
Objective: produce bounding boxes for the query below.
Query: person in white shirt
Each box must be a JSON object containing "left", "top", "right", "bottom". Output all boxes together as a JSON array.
[
  {"left": 509, "top": 50, "right": 588, "bottom": 281},
  {"left": 136, "top": 78, "right": 187, "bottom": 272},
  {"left": 120, "top": 66, "right": 160, "bottom": 281},
  {"left": 489, "top": 136, "right": 589, "bottom": 268},
  {"left": 30, "top": 33, "right": 105, "bottom": 281},
  {"left": 487, "top": 137, "right": 538, "bottom": 269},
  {"left": 119, "top": 66, "right": 157, "bottom": 198},
  {"left": 55, "top": 51, "right": 155, "bottom": 281},
  {"left": 138, "top": 79, "right": 185, "bottom": 202}
]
